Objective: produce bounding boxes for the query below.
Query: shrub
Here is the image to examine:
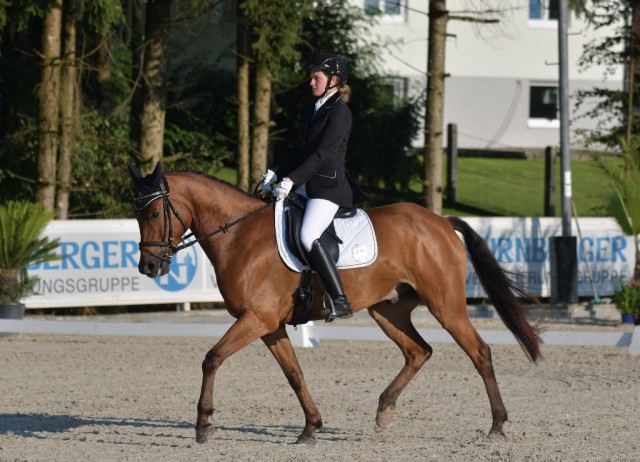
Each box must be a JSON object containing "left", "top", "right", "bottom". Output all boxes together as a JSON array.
[{"left": 612, "top": 281, "right": 640, "bottom": 316}]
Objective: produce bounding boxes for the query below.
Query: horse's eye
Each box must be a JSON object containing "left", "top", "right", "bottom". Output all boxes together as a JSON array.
[{"left": 151, "top": 211, "right": 160, "bottom": 219}]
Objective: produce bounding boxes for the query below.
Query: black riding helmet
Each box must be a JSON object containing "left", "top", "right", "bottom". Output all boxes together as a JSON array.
[{"left": 307, "top": 54, "right": 348, "bottom": 96}]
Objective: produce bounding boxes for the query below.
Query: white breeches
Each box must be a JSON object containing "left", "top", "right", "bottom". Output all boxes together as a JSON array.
[{"left": 300, "top": 198, "right": 340, "bottom": 252}]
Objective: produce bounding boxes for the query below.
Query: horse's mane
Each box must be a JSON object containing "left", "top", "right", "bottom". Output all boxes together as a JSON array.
[{"left": 166, "top": 169, "right": 261, "bottom": 201}]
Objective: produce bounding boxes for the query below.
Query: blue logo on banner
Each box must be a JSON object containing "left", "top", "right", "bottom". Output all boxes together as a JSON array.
[{"left": 154, "top": 240, "right": 198, "bottom": 291}]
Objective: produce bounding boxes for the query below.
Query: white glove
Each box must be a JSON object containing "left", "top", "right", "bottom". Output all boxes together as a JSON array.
[
  {"left": 273, "top": 177, "right": 293, "bottom": 201},
  {"left": 259, "top": 169, "right": 276, "bottom": 191}
]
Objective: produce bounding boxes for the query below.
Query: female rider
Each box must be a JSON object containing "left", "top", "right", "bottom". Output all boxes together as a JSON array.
[{"left": 260, "top": 54, "right": 364, "bottom": 320}]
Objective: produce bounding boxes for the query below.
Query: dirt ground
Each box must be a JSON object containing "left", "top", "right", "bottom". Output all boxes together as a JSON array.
[{"left": 1, "top": 308, "right": 639, "bottom": 461}]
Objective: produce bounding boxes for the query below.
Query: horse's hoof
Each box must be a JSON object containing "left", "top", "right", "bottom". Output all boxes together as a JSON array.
[
  {"left": 487, "top": 429, "right": 507, "bottom": 440},
  {"left": 295, "top": 435, "right": 317, "bottom": 446},
  {"left": 375, "top": 407, "right": 395, "bottom": 432},
  {"left": 195, "top": 425, "right": 216, "bottom": 444},
  {"left": 375, "top": 424, "right": 384, "bottom": 433}
]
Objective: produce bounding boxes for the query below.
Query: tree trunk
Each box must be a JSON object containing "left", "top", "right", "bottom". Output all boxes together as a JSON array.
[
  {"left": 139, "top": 0, "right": 171, "bottom": 174},
  {"left": 0, "top": 22, "right": 25, "bottom": 136},
  {"left": 250, "top": 63, "right": 271, "bottom": 186},
  {"left": 96, "top": 37, "right": 113, "bottom": 117},
  {"left": 35, "top": 2, "right": 63, "bottom": 211},
  {"left": 423, "top": 0, "right": 448, "bottom": 215},
  {"left": 626, "top": 6, "right": 639, "bottom": 146},
  {"left": 130, "top": 0, "right": 145, "bottom": 142},
  {"left": 236, "top": 0, "right": 251, "bottom": 191},
  {"left": 0, "top": 269, "right": 20, "bottom": 303},
  {"left": 57, "top": 0, "right": 79, "bottom": 219}
]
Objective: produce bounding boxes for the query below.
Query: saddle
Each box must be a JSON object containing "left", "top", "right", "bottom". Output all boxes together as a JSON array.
[
  {"left": 284, "top": 192, "right": 357, "bottom": 266},
  {"left": 284, "top": 192, "right": 357, "bottom": 327}
]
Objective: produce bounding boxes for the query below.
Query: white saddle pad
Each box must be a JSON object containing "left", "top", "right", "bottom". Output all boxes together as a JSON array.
[{"left": 274, "top": 199, "right": 378, "bottom": 272}]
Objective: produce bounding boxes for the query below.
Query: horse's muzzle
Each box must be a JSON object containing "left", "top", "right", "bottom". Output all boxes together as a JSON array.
[{"left": 138, "top": 254, "right": 172, "bottom": 278}]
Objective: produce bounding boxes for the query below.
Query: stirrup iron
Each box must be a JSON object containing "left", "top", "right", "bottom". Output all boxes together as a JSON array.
[{"left": 321, "top": 296, "right": 338, "bottom": 323}]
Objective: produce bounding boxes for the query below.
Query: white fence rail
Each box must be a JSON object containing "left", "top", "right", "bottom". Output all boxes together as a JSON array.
[{"left": 1, "top": 319, "right": 638, "bottom": 355}]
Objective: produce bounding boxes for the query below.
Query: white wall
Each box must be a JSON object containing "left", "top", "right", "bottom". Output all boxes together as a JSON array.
[
  {"left": 358, "top": 0, "right": 624, "bottom": 150},
  {"left": 364, "top": 1, "right": 622, "bottom": 80}
]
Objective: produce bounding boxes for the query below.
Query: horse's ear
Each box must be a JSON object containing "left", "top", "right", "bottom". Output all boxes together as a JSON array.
[
  {"left": 128, "top": 163, "right": 142, "bottom": 180},
  {"left": 149, "top": 162, "right": 163, "bottom": 186},
  {"left": 152, "top": 162, "right": 163, "bottom": 177}
]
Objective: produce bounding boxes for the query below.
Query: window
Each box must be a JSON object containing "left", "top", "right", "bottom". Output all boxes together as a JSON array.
[
  {"left": 529, "top": 0, "right": 558, "bottom": 21},
  {"left": 528, "top": 0, "right": 563, "bottom": 29},
  {"left": 380, "top": 77, "right": 408, "bottom": 107},
  {"left": 365, "top": 0, "right": 406, "bottom": 23},
  {"left": 528, "top": 85, "right": 559, "bottom": 128}
]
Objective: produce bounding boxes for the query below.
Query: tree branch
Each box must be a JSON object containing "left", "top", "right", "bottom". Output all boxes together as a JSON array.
[{"left": 448, "top": 15, "right": 499, "bottom": 24}]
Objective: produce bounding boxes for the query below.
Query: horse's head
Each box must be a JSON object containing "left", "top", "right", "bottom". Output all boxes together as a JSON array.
[{"left": 129, "top": 163, "right": 189, "bottom": 278}]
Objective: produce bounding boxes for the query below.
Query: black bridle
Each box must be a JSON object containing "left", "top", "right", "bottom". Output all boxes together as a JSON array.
[{"left": 135, "top": 177, "right": 274, "bottom": 264}]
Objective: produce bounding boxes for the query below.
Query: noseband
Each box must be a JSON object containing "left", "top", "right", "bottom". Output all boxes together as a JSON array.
[{"left": 134, "top": 176, "right": 275, "bottom": 265}]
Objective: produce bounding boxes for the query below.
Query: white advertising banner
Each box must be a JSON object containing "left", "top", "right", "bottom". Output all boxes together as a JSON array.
[
  {"left": 24, "top": 220, "right": 223, "bottom": 309},
  {"left": 23, "top": 217, "right": 633, "bottom": 309},
  {"left": 461, "top": 217, "right": 633, "bottom": 298}
]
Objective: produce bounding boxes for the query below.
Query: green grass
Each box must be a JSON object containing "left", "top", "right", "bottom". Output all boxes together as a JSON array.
[
  {"left": 442, "top": 157, "right": 617, "bottom": 217},
  {"left": 214, "top": 166, "right": 238, "bottom": 184},
  {"left": 214, "top": 158, "right": 619, "bottom": 217}
]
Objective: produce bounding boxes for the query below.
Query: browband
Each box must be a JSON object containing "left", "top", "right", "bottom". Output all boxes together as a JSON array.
[{"left": 133, "top": 176, "right": 170, "bottom": 211}]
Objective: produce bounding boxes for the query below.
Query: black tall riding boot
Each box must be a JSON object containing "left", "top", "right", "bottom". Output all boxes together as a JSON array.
[{"left": 308, "top": 239, "right": 353, "bottom": 321}]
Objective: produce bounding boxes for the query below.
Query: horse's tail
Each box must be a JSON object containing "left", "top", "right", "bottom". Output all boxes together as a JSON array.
[{"left": 447, "top": 216, "right": 543, "bottom": 363}]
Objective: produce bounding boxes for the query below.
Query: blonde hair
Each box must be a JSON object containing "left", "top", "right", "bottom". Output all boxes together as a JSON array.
[{"left": 338, "top": 82, "right": 351, "bottom": 103}]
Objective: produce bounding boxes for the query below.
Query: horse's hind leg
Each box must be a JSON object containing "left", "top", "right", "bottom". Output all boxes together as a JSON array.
[
  {"left": 262, "top": 326, "right": 322, "bottom": 445},
  {"left": 425, "top": 292, "right": 508, "bottom": 438},
  {"left": 368, "top": 294, "right": 432, "bottom": 431}
]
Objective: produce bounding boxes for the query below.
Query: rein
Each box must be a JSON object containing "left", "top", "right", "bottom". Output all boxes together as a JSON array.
[{"left": 137, "top": 178, "right": 275, "bottom": 264}]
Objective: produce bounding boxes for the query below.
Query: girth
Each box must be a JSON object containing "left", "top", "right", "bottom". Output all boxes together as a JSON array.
[{"left": 284, "top": 192, "right": 357, "bottom": 266}]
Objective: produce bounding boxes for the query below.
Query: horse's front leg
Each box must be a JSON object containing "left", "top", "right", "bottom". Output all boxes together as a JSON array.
[
  {"left": 196, "top": 313, "right": 274, "bottom": 444},
  {"left": 262, "top": 326, "right": 323, "bottom": 445}
]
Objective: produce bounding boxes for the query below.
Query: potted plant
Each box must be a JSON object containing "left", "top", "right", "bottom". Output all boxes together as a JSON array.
[
  {"left": 0, "top": 200, "right": 61, "bottom": 320},
  {"left": 597, "top": 142, "right": 640, "bottom": 324},
  {"left": 612, "top": 281, "right": 640, "bottom": 325}
]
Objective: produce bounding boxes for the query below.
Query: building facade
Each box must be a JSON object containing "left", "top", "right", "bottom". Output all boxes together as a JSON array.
[{"left": 361, "top": 0, "right": 623, "bottom": 152}]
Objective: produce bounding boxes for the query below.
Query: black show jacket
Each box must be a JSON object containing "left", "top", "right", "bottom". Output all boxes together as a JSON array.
[{"left": 276, "top": 92, "right": 357, "bottom": 208}]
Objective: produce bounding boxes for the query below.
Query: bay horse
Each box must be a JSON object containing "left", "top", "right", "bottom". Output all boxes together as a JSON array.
[{"left": 129, "top": 163, "right": 542, "bottom": 445}]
